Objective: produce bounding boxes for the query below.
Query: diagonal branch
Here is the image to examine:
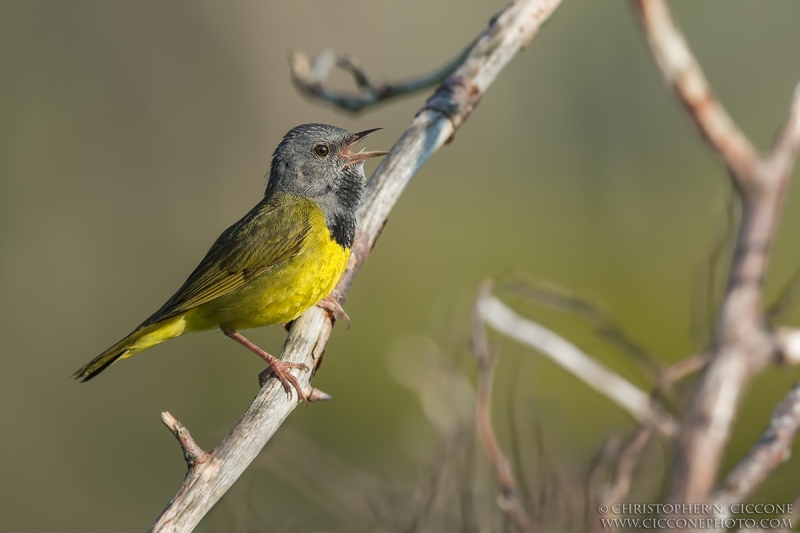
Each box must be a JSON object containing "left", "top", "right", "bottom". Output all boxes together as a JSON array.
[
  {"left": 506, "top": 280, "right": 662, "bottom": 380},
  {"left": 476, "top": 288, "right": 677, "bottom": 437},
  {"left": 633, "top": 0, "right": 800, "bottom": 504},
  {"left": 149, "top": 1, "right": 564, "bottom": 531}
]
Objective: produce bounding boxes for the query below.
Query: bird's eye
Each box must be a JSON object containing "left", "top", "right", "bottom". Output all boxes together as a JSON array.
[{"left": 313, "top": 144, "right": 330, "bottom": 157}]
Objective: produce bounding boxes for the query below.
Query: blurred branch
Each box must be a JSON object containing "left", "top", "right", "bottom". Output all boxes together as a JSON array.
[
  {"left": 591, "top": 425, "right": 655, "bottom": 533},
  {"left": 149, "top": 1, "right": 564, "bottom": 531},
  {"left": 776, "top": 328, "right": 800, "bottom": 366},
  {"left": 657, "top": 352, "right": 710, "bottom": 392},
  {"left": 634, "top": 0, "right": 800, "bottom": 504},
  {"left": 713, "top": 382, "right": 800, "bottom": 513},
  {"left": 603, "top": 425, "right": 655, "bottom": 507},
  {"left": 472, "top": 282, "right": 535, "bottom": 533},
  {"left": 506, "top": 280, "right": 661, "bottom": 380},
  {"left": 289, "top": 42, "right": 474, "bottom": 113},
  {"left": 476, "top": 288, "right": 677, "bottom": 436},
  {"left": 691, "top": 192, "right": 736, "bottom": 348},
  {"left": 585, "top": 436, "right": 623, "bottom": 533}
]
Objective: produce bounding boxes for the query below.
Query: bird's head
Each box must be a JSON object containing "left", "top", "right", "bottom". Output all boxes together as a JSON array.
[{"left": 266, "top": 123, "right": 388, "bottom": 206}]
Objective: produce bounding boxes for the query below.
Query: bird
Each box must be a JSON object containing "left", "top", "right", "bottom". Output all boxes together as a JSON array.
[{"left": 74, "top": 123, "right": 388, "bottom": 400}]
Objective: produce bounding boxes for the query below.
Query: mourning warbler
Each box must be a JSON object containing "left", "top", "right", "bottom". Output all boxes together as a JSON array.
[{"left": 74, "top": 124, "right": 388, "bottom": 399}]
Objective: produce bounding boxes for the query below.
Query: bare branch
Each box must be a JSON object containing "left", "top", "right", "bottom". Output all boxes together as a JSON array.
[
  {"left": 713, "top": 383, "right": 800, "bottom": 511},
  {"left": 149, "top": 1, "right": 564, "bottom": 530},
  {"left": 506, "top": 280, "right": 661, "bottom": 380},
  {"left": 476, "top": 290, "right": 677, "bottom": 437},
  {"left": 288, "top": 41, "right": 474, "bottom": 113},
  {"left": 632, "top": 0, "right": 758, "bottom": 185},
  {"left": 472, "top": 282, "right": 534, "bottom": 533},
  {"left": 634, "top": 0, "right": 800, "bottom": 503}
]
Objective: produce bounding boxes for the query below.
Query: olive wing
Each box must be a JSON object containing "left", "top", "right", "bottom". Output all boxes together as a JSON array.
[{"left": 145, "top": 199, "right": 312, "bottom": 324}]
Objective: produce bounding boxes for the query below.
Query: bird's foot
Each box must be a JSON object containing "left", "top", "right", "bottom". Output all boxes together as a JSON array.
[
  {"left": 257, "top": 359, "right": 309, "bottom": 401},
  {"left": 317, "top": 296, "right": 350, "bottom": 328},
  {"left": 224, "top": 330, "right": 308, "bottom": 402}
]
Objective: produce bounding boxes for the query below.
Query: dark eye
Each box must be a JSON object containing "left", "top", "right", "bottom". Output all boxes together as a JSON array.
[{"left": 313, "top": 144, "right": 330, "bottom": 157}]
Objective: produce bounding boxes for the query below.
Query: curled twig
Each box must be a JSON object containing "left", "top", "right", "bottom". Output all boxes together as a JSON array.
[{"left": 288, "top": 42, "right": 474, "bottom": 113}]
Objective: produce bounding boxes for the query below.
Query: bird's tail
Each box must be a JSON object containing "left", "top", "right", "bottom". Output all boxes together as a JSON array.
[{"left": 73, "top": 317, "right": 187, "bottom": 381}]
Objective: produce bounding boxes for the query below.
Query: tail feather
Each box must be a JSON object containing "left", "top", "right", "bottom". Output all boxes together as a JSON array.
[
  {"left": 74, "top": 339, "right": 138, "bottom": 382},
  {"left": 74, "top": 318, "right": 186, "bottom": 381}
]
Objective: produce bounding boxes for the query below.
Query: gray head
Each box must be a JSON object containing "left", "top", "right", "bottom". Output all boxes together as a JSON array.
[{"left": 267, "top": 123, "right": 388, "bottom": 247}]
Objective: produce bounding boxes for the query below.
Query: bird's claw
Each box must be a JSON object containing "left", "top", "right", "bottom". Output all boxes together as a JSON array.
[
  {"left": 258, "top": 360, "right": 309, "bottom": 403},
  {"left": 317, "top": 297, "right": 351, "bottom": 328}
]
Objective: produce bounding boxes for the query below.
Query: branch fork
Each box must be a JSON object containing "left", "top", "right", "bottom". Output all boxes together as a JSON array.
[{"left": 634, "top": 0, "right": 800, "bottom": 505}]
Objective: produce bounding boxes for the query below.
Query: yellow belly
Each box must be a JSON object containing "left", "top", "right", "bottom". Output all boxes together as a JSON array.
[{"left": 183, "top": 215, "right": 350, "bottom": 332}]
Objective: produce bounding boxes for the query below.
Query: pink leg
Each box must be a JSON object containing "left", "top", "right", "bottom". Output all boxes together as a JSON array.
[{"left": 223, "top": 330, "right": 308, "bottom": 401}]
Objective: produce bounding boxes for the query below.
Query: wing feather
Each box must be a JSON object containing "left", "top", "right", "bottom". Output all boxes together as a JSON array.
[{"left": 145, "top": 196, "right": 312, "bottom": 323}]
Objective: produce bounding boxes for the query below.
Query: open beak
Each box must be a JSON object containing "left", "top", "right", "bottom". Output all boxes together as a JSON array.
[{"left": 341, "top": 128, "right": 390, "bottom": 165}]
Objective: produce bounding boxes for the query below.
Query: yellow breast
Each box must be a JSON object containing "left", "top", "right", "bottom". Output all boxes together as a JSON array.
[{"left": 184, "top": 203, "right": 350, "bottom": 331}]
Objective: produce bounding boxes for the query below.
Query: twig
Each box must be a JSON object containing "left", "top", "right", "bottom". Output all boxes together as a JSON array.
[
  {"left": 657, "top": 352, "right": 711, "bottom": 392},
  {"left": 149, "top": 1, "right": 564, "bottom": 530},
  {"left": 476, "top": 289, "right": 677, "bottom": 437},
  {"left": 288, "top": 43, "right": 474, "bottom": 113},
  {"left": 634, "top": 0, "right": 800, "bottom": 504},
  {"left": 713, "top": 383, "right": 800, "bottom": 512},
  {"left": 161, "top": 412, "right": 210, "bottom": 468},
  {"left": 473, "top": 282, "right": 534, "bottom": 533}
]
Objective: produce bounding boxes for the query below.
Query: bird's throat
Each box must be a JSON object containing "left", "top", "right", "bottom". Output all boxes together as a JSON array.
[{"left": 326, "top": 212, "right": 356, "bottom": 249}]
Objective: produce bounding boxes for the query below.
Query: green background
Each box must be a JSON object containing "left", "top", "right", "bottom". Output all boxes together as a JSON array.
[{"left": 2, "top": 1, "right": 800, "bottom": 531}]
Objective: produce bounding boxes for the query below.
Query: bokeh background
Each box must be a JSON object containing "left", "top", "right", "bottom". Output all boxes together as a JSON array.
[{"left": 3, "top": 1, "right": 800, "bottom": 531}]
